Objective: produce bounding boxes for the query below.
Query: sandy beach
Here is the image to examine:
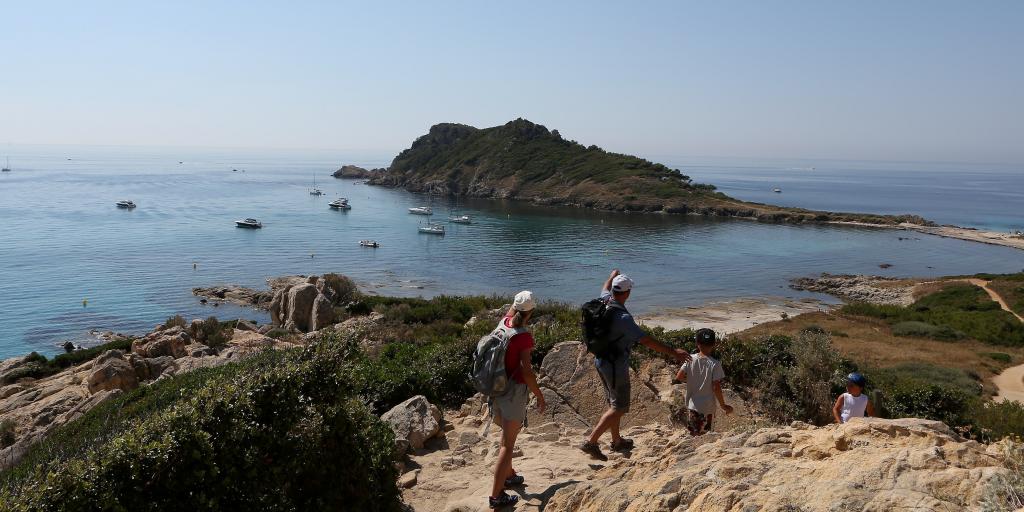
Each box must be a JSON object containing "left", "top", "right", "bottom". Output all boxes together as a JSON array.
[
  {"left": 911, "top": 224, "right": 1024, "bottom": 251},
  {"left": 638, "top": 296, "right": 832, "bottom": 334}
]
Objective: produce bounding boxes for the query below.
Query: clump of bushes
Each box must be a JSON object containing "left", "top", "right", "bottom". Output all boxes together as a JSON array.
[
  {"left": 163, "top": 314, "right": 188, "bottom": 329},
  {"left": 752, "top": 331, "right": 850, "bottom": 425},
  {"left": 189, "top": 316, "right": 231, "bottom": 348},
  {"left": 323, "top": 273, "right": 359, "bottom": 304},
  {"left": 842, "top": 284, "right": 1024, "bottom": 345},
  {"left": 1, "top": 336, "right": 403, "bottom": 511},
  {"left": 984, "top": 352, "right": 1013, "bottom": 363}
]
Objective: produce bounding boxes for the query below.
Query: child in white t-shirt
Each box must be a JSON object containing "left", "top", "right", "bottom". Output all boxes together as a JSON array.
[
  {"left": 675, "top": 328, "right": 733, "bottom": 435},
  {"left": 832, "top": 372, "right": 875, "bottom": 423}
]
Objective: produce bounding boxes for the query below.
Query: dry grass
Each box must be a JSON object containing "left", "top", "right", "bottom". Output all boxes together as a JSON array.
[{"left": 737, "top": 311, "right": 1024, "bottom": 396}]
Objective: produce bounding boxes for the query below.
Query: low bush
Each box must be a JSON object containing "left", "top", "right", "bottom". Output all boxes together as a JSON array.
[
  {"left": 1, "top": 338, "right": 402, "bottom": 511},
  {"left": 0, "top": 419, "right": 15, "bottom": 449},
  {"left": 163, "top": 314, "right": 187, "bottom": 329},
  {"left": 971, "top": 400, "right": 1024, "bottom": 442},
  {"left": 323, "top": 273, "right": 359, "bottom": 304},
  {"left": 190, "top": 316, "right": 231, "bottom": 348},
  {"left": 984, "top": 352, "right": 1013, "bottom": 363},
  {"left": 891, "top": 320, "right": 965, "bottom": 341},
  {"left": 866, "top": 362, "right": 981, "bottom": 428},
  {"left": 753, "top": 331, "right": 850, "bottom": 425},
  {"left": 716, "top": 334, "right": 795, "bottom": 388}
]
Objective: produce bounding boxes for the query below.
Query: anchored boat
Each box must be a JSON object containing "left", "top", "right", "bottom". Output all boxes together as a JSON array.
[
  {"left": 359, "top": 240, "right": 381, "bottom": 248},
  {"left": 235, "top": 218, "right": 262, "bottom": 228},
  {"left": 408, "top": 206, "right": 433, "bottom": 215},
  {"left": 418, "top": 222, "right": 445, "bottom": 235},
  {"left": 116, "top": 200, "right": 137, "bottom": 209},
  {"left": 329, "top": 198, "right": 351, "bottom": 210}
]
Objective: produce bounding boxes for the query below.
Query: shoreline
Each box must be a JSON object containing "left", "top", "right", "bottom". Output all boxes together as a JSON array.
[
  {"left": 637, "top": 296, "right": 833, "bottom": 335},
  {"left": 827, "top": 220, "right": 1024, "bottom": 252}
]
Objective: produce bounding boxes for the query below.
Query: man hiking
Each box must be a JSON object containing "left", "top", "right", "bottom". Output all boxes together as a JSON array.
[{"left": 580, "top": 269, "right": 690, "bottom": 461}]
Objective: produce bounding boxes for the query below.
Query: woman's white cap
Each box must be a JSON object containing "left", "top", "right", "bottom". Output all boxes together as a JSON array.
[
  {"left": 513, "top": 290, "right": 536, "bottom": 311},
  {"left": 612, "top": 275, "right": 634, "bottom": 292}
]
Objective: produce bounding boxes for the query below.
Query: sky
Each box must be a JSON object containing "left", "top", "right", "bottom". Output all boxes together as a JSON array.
[{"left": 1, "top": 1, "right": 1022, "bottom": 164}]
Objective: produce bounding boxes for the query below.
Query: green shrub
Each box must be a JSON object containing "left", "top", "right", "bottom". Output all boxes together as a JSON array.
[
  {"left": 971, "top": 400, "right": 1024, "bottom": 442},
  {"left": 716, "top": 334, "right": 795, "bottom": 388},
  {"left": 189, "top": 316, "right": 230, "bottom": 348},
  {"left": 754, "top": 331, "right": 849, "bottom": 425},
  {"left": 163, "top": 314, "right": 187, "bottom": 329},
  {"left": 984, "top": 352, "right": 1013, "bottom": 363},
  {"left": 1, "top": 338, "right": 402, "bottom": 511},
  {"left": 323, "top": 273, "right": 359, "bottom": 304},
  {"left": 266, "top": 327, "right": 292, "bottom": 339},
  {"left": 867, "top": 363, "right": 981, "bottom": 427},
  {"left": 0, "top": 419, "right": 15, "bottom": 449},
  {"left": 891, "top": 321, "right": 965, "bottom": 341}
]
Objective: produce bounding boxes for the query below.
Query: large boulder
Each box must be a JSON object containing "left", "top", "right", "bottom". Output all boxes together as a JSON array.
[
  {"left": 86, "top": 351, "right": 139, "bottom": 394},
  {"left": 132, "top": 327, "right": 189, "bottom": 358},
  {"left": 528, "top": 341, "right": 672, "bottom": 429},
  {"left": 269, "top": 278, "right": 336, "bottom": 333},
  {"left": 381, "top": 395, "right": 442, "bottom": 451}
]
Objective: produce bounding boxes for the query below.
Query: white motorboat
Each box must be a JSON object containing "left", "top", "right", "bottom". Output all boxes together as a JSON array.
[
  {"left": 359, "top": 240, "right": 381, "bottom": 248},
  {"left": 448, "top": 214, "right": 472, "bottom": 224},
  {"left": 329, "top": 198, "right": 351, "bottom": 210},
  {"left": 235, "top": 218, "right": 262, "bottom": 228},
  {"left": 418, "top": 223, "right": 445, "bottom": 235},
  {"left": 773, "top": 188, "right": 782, "bottom": 193},
  {"left": 408, "top": 206, "right": 433, "bottom": 215},
  {"left": 115, "top": 200, "right": 137, "bottom": 209}
]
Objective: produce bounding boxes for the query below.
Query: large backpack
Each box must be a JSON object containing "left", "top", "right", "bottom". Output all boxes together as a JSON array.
[
  {"left": 471, "top": 321, "right": 526, "bottom": 398},
  {"left": 581, "top": 298, "right": 622, "bottom": 361}
]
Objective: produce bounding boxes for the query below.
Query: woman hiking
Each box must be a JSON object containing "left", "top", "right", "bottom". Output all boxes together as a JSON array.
[{"left": 488, "top": 290, "right": 547, "bottom": 509}]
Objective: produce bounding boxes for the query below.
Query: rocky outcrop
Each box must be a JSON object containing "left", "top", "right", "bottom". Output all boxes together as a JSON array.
[
  {"left": 332, "top": 165, "right": 382, "bottom": 179},
  {"left": 404, "top": 399, "right": 1012, "bottom": 512},
  {"left": 382, "top": 395, "right": 443, "bottom": 451},
  {"left": 269, "top": 276, "right": 337, "bottom": 332},
  {"left": 791, "top": 273, "right": 916, "bottom": 305},
  {"left": 0, "top": 322, "right": 304, "bottom": 471},
  {"left": 191, "top": 285, "right": 274, "bottom": 308},
  {"left": 544, "top": 418, "right": 1007, "bottom": 512}
]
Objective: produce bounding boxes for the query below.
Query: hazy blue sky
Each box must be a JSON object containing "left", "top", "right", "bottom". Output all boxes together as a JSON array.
[{"left": 2, "top": 1, "right": 1022, "bottom": 163}]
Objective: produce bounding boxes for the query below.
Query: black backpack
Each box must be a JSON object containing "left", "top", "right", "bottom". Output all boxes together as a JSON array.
[{"left": 581, "top": 298, "right": 622, "bottom": 360}]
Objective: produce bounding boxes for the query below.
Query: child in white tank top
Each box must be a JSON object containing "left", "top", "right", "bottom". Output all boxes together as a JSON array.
[{"left": 832, "top": 373, "right": 875, "bottom": 423}]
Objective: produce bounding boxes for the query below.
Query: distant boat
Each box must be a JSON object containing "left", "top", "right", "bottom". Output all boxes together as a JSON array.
[
  {"left": 329, "top": 198, "right": 351, "bottom": 210},
  {"left": 773, "top": 188, "right": 782, "bottom": 193},
  {"left": 309, "top": 175, "right": 323, "bottom": 196},
  {"left": 448, "top": 214, "right": 472, "bottom": 224},
  {"left": 408, "top": 206, "right": 433, "bottom": 215},
  {"left": 418, "top": 222, "right": 445, "bottom": 235},
  {"left": 116, "top": 200, "right": 137, "bottom": 209},
  {"left": 2, "top": 157, "right": 10, "bottom": 172},
  {"left": 359, "top": 240, "right": 381, "bottom": 248},
  {"left": 235, "top": 218, "right": 262, "bottom": 228}
]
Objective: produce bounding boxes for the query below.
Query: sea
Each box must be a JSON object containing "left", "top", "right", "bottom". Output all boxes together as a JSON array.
[{"left": 1, "top": 146, "right": 1022, "bottom": 359}]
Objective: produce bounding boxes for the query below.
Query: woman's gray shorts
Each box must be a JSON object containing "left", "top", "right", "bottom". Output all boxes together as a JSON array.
[{"left": 492, "top": 382, "right": 530, "bottom": 425}]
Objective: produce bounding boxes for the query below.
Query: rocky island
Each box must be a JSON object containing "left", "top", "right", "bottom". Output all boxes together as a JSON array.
[
  {"left": 366, "top": 118, "right": 932, "bottom": 226},
  {"left": 332, "top": 164, "right": 382, "bottom": 179}
]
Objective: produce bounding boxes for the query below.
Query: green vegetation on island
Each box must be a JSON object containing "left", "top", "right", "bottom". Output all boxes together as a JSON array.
[{"left": 368, "top": 118, "right": 933, "bottom": 226}]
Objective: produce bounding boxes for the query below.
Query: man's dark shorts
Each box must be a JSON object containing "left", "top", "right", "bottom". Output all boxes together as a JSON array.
[
  {"left": 687, "top": 409, "right": 714, "bottom": 436},
  {"left": 595, "top": 358, "right": 631, "bottom": 412}
]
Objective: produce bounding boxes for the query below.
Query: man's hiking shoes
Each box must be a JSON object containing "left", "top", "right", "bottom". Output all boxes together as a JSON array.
[
  {"left": 489, "top": 493, "right": 519, "bottom": 509},
  {"left": 610, "top": 438, "right": 634, "bottom": 451},
  {"left": 504, "top": 474, "right": 525, "bottom": 488},
  {"left": 579, "top": 441, "right": 608, "bottom": 461}
]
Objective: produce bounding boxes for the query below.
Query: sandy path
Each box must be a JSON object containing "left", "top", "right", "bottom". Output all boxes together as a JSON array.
[
  {"left": 637, "top": 296, "right": 829, "bottom": 334},
  {"left": 965, "top": 278, "right": 1024, "bottom": 402}
]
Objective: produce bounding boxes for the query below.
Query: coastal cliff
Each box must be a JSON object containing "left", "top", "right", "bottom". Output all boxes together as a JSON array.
[{"left": 367, "top": 119, "right": 933, "bottom": 226}]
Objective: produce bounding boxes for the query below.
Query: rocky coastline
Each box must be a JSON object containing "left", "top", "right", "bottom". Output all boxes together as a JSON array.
[{"left": 332, "top": 164, "right": 383, "bottom": 179}]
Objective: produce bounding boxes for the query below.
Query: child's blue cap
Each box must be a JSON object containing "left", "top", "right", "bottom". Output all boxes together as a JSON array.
[{"left": 847, "top": 372, "right": 867, "bottom": 388}]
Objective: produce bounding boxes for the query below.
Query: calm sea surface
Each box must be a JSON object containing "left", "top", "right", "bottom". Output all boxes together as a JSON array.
[{"left": 1, "top": 146, "right": 1022, "bottom": 358}]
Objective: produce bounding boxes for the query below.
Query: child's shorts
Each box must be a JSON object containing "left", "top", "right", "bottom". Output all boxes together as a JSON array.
[{"left": 687, "top": 409, "right": 714, "bottom": 436}]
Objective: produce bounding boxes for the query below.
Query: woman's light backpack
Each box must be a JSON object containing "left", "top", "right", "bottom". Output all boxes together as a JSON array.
[{"left": 471, "top": 322, "right": 525, "bottom": 398}]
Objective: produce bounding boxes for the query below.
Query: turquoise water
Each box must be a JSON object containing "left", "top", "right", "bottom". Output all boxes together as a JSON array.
[{"left": 1, "top": 146, "right": 1022, "bottom": 358}]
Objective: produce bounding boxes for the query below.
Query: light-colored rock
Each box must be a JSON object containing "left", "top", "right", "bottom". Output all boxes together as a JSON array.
[
  {"left": 399, "top": 469, "right": 420, "bottom": 489},
  {"left": 382, "top": 395, "right": 443, "bottom": 451},
  {"left": 132, "top": 327, "right": 189, "bottom": 358},
  {"left": 269, "top": 277, "right": 337, "bottom": 333},
  {"left": 86, "top": 352, "right": 139, "bottom": 394}
]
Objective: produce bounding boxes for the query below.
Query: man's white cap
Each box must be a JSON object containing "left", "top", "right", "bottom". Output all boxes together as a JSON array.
[
  {"left": 513, "top": 290, "right": 536, "bottom": 311},
  {"left": 611, "top": 275, "right": 634, "bottom": 293}
]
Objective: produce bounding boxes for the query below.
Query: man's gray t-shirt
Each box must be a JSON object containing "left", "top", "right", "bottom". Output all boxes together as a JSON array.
[
  {"left": 597, "top": 291, "right": 646, "bottom": 364},
  {"left": 680, "top": 354, "right": 725, "bottom": 415}
]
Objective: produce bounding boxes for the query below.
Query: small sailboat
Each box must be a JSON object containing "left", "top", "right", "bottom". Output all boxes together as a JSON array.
[
  {"left": 1, "top": 157, "right": 10, "bottom": 172},
  {"left": 115, "top": 200, "right": 137, "bottom": 209},
  {"left": 359, "top": 240, "right": 381, "bottom": 248},
  {"left": 448, "top": 214, "right": 472, "bottom": 224},
  {"left": 408, "top": 206, "right": 433, "bottom": 215},
  {"left": 309, "top": 175, "right": 323, "bottom": 196},
  {"left": 418, "top": 222, "right": 445, "bottom": 235},
  {"left": 329, "top": 198, "right": 351, "bottom": 210},
  {"left": 235, "top": 218, "right": 262, "bottom": 228}
]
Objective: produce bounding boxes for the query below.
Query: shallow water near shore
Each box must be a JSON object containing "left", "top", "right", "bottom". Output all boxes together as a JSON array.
[{"left": 1, "top": 146, "right": 1022, "bottom": 358}]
